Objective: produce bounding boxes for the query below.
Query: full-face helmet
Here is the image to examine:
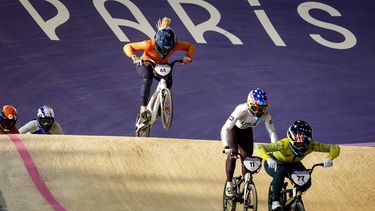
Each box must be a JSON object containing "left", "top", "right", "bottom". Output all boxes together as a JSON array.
[
  {"left": 247, "top": 88, "right": 268, "bottom": 117},
  {"left": 154, "top": 27, "right": 176, "bottom": 59},
  {"left": 0, "top": 105, "right": 17, "bottom": 132},
  {"left": 37, "top": 105, "right": 55, "bottom": 131},
  {"left": 287, "top": 120, "right": 313, "bottom": 157}
]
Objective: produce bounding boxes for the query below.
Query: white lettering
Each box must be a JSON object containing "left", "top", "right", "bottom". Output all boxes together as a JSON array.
[
  {"left": 19, "top": 0, "right": 70, "bottom": 41},
  {"left": 297, "top": 2, "right": 357, "bottom": 49},
  {"left": 254, "top": 10, "right": 286, "bottom": 46},
  {"left": 167, "top": 0, "right": 243, "bottom": 45},
  {"left": 93, "top": 0, "right": 155, "bottom": 42}
]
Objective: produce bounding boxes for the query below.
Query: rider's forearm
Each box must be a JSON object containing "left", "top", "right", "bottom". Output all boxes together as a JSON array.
[
  {"left": 311, "top": 142, "right": 340, "bottom": 159},
  {"left": 327, "top": 144, "right": 340, "bottom": 160},
  {"left": 175, "top": 41, "right": 196, "bottom": 58}
]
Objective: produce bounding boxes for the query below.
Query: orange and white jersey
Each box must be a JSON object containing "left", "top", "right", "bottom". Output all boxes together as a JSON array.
[
  {"left": 123, "top": 39, "right": 195, "bottom": 64},
  {"left": 221, "top": 103, "right": 278, "bottom": 146}
]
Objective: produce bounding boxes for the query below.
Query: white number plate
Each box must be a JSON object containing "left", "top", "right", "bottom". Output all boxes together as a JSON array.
[
  {"left": 243, "top": 157, "right": 262, "bottom": 172},
  {"left": 154, "top": 65, "right": 171, "bottom": 76},
  {"left": 290, "top": 170, "right": 310, "bottom": 186}
]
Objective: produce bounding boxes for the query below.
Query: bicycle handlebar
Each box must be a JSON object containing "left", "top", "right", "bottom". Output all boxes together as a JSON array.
[
  {"left": 308, "top": 163, "right": 324, "bottom": 174},
  {"left": 142, "top": 59, "right": 183, "bottom": 68}
]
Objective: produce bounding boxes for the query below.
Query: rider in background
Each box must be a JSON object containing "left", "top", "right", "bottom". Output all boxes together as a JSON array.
[
  {"left": 19, "top": 105, "right": 64, "bottom": 134},
  {"left": 255, "top": 120, "right": 340, "bottom": 211},
  {"left": 0, "top": 105, "right": 19, "bottom": 134},
  {"left": 123, "top": 17, "right": 196, "bottom": 123},
  {"left": 221, "top": 88, "right": 278, "bottom": 197}
]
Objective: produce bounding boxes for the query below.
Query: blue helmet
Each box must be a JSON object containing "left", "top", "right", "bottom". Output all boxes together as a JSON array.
[
  {"left": 154, "top": 27, "right": 176, "bottom": 59},
  {"left": 287, "top": 120, "right": 313, "bottom": 157},
  {"left": 247, "top": 88, "right": 268, "bottom": 117}
]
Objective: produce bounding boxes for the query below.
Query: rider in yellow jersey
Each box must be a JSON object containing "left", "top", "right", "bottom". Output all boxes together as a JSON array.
[{"left": 254, "top": 120, "right": 340, "bottom": 211}]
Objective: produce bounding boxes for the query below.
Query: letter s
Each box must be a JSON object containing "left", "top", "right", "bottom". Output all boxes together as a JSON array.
[{"left": 297, "top": 2, "right": 357, "bottom": 49}]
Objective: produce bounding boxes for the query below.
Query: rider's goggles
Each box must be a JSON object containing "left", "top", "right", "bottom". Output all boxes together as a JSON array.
[
  {"left": 294, "top": 141, "right": 310, "bottom": 149},
  {"left": 292, "top": 135, "right": 311, "bottom": 149},
  {"left": 249, "top": 104, "right": 267, "bottom": 113},
  {"left": 40, "top": 118, "right": 54, "bottom": 127}
]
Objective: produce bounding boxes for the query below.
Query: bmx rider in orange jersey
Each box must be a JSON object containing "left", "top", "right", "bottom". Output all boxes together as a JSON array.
[{"left": 123, "top": 17, "right": 196, "bottom": 123}]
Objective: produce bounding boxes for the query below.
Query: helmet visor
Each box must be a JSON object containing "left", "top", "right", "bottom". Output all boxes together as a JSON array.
[
  {"left": 249, "top": 104, "right": 267, "bottom": 113},
  {"left": 293, "top": 134, "right": 311, "bottom": 149},
  {"left": 156, "top": 45, "right": 171, "bottom": 58},
  {"left": 1, "top": 119, "right": 15, "bottom": 130},
  {"left": 294, "top": 141, "right": 310, "bottom": 149},
  {"left": 40, "top": 118, "right": 54, "bottom": 128}
]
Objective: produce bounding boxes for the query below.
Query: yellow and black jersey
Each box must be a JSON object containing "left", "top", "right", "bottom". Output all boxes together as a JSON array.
[{"left": 255, "top": 138, "right": 340, "bottom": 163}]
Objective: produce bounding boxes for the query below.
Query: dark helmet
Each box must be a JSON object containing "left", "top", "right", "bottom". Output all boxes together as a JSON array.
[
  {"left": 154, "top": 27, "right": 176, "bottom": 59},
  {"left": 287, "top": 120, "right": 313, "bottom": 157},
  {"left": 0, "top": 105, "right": 17, "bottom": 132}
]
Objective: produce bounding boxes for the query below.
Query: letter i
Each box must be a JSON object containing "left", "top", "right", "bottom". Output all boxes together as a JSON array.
[{"left": 247, "top": 0, "right": 286, "bottom": 46}]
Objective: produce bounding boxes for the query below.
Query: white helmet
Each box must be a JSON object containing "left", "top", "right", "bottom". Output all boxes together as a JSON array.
[{"left": 37, "top": 105, "right": 55, "bottom": 129}]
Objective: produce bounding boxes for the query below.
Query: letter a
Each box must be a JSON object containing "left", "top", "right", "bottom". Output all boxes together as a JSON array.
[
  {"left": 20, "top": 0, "right": 70, "bottom": 41},
  {"left": 94, "top": 0, "right": 155, "bottom": 42}
]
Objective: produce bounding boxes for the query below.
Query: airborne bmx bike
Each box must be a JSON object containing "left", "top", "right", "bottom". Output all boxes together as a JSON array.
[
  {"left": 135, "top": 59, "right": 183, "bottom": 137},
  {"left": 223, "top": 151, "right": 262, "bottom": 211},
  {"left": 267, "top": 163, "right": 324, "bottom": 211}
]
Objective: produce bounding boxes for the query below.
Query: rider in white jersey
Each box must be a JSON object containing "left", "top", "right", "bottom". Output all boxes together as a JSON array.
[
  {"left": 221, "top": 88, "right": 278, "bottom": 197},
  {"left": 19, "top": 105, "right": 64, "bottom": 135}
]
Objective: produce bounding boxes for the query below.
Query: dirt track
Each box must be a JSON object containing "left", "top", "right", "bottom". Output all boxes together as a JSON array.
[{"left": 0, "top": 135, "right": 374, "bottom": 211}]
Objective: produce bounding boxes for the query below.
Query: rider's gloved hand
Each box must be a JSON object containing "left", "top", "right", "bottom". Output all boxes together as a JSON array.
[
  {"left": 223, "top": 146, "right": 232, "bottom": 155},
  {"left": 323, "top": 158, "right": 333, "bottom": 168},
  {"left": 182, "top": 56, "right": 191, "bottom": 64},
  {"left": 267, "top": 158, "right": 278, "bottom": 171},
  {"left": 131, "top": 55, "right": 141, "bottom": 65}
]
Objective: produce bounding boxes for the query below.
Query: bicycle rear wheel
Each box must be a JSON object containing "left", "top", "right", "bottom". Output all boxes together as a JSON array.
[
  {"left": 243, "top": 182, "right": 257, "bottom": 211},
  {"left": 160, "top": 89, "right": 173, "bottom": 129},
  {"left": 223, "top": 182, "right": 237, "bottom": 211},
  {"left": 135, "top": 113, "right": 150, "bottom": 137}
]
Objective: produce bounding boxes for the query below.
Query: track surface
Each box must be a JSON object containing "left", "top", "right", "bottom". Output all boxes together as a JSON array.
[
  {"left": 0, "top": 135, "right": 373, "bottom": 211},
  {"left": 0, "top": 0, "right": 374, "bottom": 144}
]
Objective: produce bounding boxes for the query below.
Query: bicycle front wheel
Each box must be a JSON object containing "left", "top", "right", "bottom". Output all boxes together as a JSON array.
[
  {"left": 294, "top": 201, "right": 305, "bottom": 211},
  {"left": 160, "top": 89, "right": 173, "bottom": 129},
  {"left": 267, "top": 184, "right": 273, "bottom": 211},
  {"left": 223, "top": 182, "right": 237, "bottom": 211},
  {"left": 243, "top": 182, "right": 257, "bottom": 211}
]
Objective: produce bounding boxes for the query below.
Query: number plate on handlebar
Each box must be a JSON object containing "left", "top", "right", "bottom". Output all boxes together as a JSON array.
[
  {"left": 290, "top": 170, "right": 310, "bottom": 186},
  {"left": 243, "top": 157, "right": 262, "bottom": 173},
  {"left": 154, "top": 65, "right": 171, "bottom": 76}
]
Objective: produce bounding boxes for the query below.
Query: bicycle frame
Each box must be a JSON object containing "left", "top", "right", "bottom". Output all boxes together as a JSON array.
[
  {"left": 145, "top": 78, "right": 168, "bottom": 126},
  {"left": 281, "top": 184, "right": 303, "bottom": 210}
]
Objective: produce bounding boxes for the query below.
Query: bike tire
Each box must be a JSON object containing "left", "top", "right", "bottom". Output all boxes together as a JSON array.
[
  {"left": 294, "top": 201, "right": 305, "bottom": 211},
  {"left": 135, "top": 113, "right": 151, "bottom": 137},
  {"left": 160, "top": 89, "right": 173, "bottom": 129},
  {"left": 243, "top": 182, "right": 257, "bottom": 211},
  {"left": 267, "top": 184, "right": 273, "bottom": 211},
  {"left": 223, "top": 182, "right": 237, "bottom": 211}
]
